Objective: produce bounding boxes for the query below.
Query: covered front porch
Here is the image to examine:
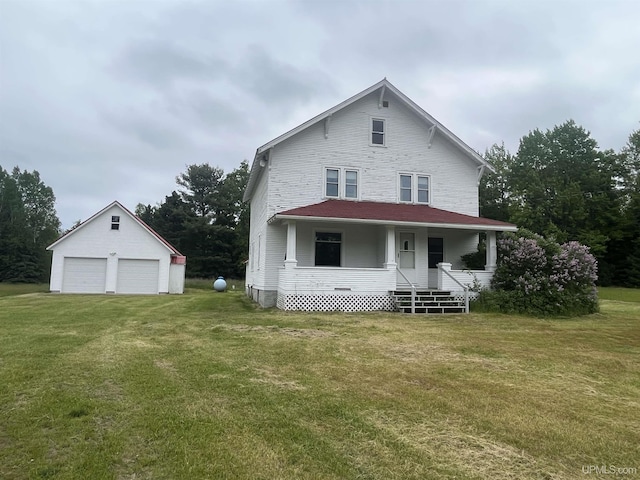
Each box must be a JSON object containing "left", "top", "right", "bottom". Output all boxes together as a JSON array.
[{"left": 274, "top": 218, "right": 505, "bottom": 312}]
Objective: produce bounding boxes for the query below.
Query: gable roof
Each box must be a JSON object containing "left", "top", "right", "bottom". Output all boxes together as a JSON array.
[
  {"left": 46, "top": 200, "right": 184, "bottom": 255},
  {"left": 244, "top": 78, "right": 492, "bottom": 201},
  {"left": 272, "top": 200, "right": 517, "bottom": 232}
]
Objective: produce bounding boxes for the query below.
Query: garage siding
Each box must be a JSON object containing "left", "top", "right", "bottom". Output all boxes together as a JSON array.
[
  {"left": 116, "top": 259, "right": 160, "bottom": 294},
  {"left": 62, "top": 257, "right": 107, "bottom": 293}
]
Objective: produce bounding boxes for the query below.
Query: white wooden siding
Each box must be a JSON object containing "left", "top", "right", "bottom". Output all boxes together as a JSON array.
[
  {"left": 266, "top": 90, "right": 479, "bottom": 219},
  {"left": 278, "top": 266, "right": 396, "bottom": 295},
  {"left": 246, "top": 167, "right": 284, "bottom": 292}
]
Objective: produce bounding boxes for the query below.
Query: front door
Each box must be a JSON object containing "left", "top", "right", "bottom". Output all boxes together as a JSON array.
[{"left": 397, "top": 232, "right": 416, "bottom": 285}]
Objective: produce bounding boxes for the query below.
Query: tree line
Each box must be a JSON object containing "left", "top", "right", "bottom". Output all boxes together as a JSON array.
[{"left": 479, "top": 121, "right": 640, "bottom": 287}]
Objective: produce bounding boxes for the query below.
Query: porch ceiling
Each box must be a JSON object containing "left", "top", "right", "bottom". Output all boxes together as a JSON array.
[{"left": 271, "top": 200, "right": 517, "bottom": 232}]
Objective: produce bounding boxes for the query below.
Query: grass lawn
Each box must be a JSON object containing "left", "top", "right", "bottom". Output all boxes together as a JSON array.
[
  {"left": 598, "top": 286, "right": 640, "bottom": 303},
  {"left": 0, "top": 286, "right": 638, "bottom": 479}
]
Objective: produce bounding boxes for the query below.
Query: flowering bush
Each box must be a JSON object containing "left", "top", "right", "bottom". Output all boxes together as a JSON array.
[{"left": 476, "top": 230, "right": 598, "bottom": 316}]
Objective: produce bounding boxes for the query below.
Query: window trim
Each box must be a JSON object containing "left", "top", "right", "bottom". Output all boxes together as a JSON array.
[
  {"left": 324, "top": 167, "right": 360, "bottom": 200},
  {"left": 370, "top": 117, "right": 386, "bottom": 147},
  {"left": 111, "top": 215, "right": 120, "bottom": 230},
  {"left": 313, "top": 229, "right": 344, "bottom": 267},
  {"left": 398, "top": 173, "right": 430, "bottom": 204}
]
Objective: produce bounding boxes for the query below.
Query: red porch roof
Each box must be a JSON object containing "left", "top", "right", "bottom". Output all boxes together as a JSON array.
[{"left": 274, "top": 200, "right": 516, "bottom": 231}]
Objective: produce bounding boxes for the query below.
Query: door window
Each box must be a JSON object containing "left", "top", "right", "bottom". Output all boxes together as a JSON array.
[{"left": 399, "top": 232, "right": 415, "bottom": 269}]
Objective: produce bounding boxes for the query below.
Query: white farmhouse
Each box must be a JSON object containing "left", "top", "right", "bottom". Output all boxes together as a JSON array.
[
  {"left": 243, "top": 79, "right": 516, "bottom": 312},
  {"left": 47, "top": 201, "right": 186, "bottom": 294}
]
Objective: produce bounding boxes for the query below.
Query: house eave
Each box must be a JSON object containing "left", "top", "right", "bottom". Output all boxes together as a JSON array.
[{"left": 271, "top": 213, "right": 517, "bottom": 232}]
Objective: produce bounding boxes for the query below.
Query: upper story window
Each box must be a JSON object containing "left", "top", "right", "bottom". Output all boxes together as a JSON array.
[
  {"left": 398, "top": 174, "right": 430, "bottom": 204},
  {"left": 325, "top": 168, "right": 359, "bottom": 200},
  {"left": 371, "top": 118, "right": 385, "bottom": 146},
  {"left": 345, "top": 170, "right": 358, "bottom": 198},
  {"left": 326, "top": 169, "right": 339, "bottom": 197},
  {"left": 400, "top": 175, "right": 412, "bottom": 202},
  {"left": 111, "top": 215, "right": 120, "bottom": 230}
]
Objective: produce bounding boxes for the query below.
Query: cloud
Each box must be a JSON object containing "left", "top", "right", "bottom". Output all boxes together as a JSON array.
[
  {"left": 2, "top": 0, "right": 639, "bottom": 230},
  {"left": 236, "top": 45, "right": 326, "bottom": 102},
  {"left": 102, "top": 108, "right": 189, "bottom": 150},
  {"left": 113, "top": 39, "right": 226, "bottom": 88}
]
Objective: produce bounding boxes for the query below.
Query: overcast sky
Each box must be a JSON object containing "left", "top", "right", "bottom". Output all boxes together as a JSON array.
[{"left": 1, "top": 0, "right": 639, "bottom": 229}]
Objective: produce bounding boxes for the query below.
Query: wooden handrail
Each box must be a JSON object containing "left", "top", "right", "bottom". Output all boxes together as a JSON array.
[
  {"left": 396, "top": 268, "right": 417, "bottom": 314},
  {"left": 438, "top": 266, "right": 469, "bottom": 314}
]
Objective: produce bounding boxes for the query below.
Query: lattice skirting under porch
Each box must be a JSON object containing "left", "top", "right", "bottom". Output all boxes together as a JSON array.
[
  {"left": 451, "top": 291, "right": 480, "bottom": 303},
  {"left": 277, "top": 293, "right": 396, "bottom": 312}
]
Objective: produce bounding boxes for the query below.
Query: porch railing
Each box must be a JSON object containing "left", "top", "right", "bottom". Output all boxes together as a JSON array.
[
  {"left": 396, "top": 268, "right": 417, "bottom": 314},
  {"left": 438, "top": 265, "right": 470, "bottom": 314}
]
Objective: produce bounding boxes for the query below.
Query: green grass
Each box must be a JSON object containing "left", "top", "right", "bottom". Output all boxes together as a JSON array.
[
  {"left": 0, "top": 286, "right": 639, "bottom": 479},
  {"left": 0, "top": 283, "right": 48, "bottom": 297},
  {"left": 598, "top": 286, "right": 640, "bottom": 302},
  {"left": 185, "top": 277, "right": 245, "bottom": 291}
]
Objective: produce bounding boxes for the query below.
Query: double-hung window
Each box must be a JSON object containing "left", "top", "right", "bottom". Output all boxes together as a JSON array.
[
  {"left": 325, "top": 168, "right": 359, "bottom": 199},
  {"left": 371, "top": 118, "right": 385, "bottom": 146},
  {"left": 326, "top": 169, "right": 339, "bottom": 197},
  {"left": 111, "top": 216, "right": 120, "bottom": 230},
  {"left": 398, "top": 174, "right": 430, "bottom": 204},
  {"left": 400, "top": 175, "right": 412, "bottom": 202},
  {"left": 345, "top": 170, "right": 358, "bottom": 198}
]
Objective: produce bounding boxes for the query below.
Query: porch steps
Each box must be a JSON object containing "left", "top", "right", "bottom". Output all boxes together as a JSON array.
[{"left": 391, "top": 290, "right": 466, "bottom": 314}]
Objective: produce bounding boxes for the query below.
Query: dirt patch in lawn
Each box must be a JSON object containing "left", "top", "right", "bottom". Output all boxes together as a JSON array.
[{"left": 212, "top": 323, "right": 337, "bottom": 338}]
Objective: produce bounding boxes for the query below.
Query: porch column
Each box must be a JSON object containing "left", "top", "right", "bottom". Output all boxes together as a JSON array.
[
  {"left": 285, "top": 221, "right": 297, "bottom": 266},
  {"left": 485, "top": 231, "right": 497, "bottom": 272},
  {"left": 384, "top": 225, "right": 396, "bottom": 268}
]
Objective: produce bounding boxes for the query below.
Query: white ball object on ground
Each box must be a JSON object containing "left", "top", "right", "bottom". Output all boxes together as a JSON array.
[{"left": 213, "top": 277, "right": 227, "bottom": 292}]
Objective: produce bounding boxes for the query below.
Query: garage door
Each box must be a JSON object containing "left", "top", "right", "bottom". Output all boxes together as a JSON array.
[
  {"left": 116, "top": 259, "right": 160, "bottom": 294},
  {"left": 62, "top": 257, "right": 107, "bottom": 293}
]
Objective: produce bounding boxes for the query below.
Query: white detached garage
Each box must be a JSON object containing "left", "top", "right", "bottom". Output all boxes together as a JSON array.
[{"left": 47, "top": 201, "right": 186, "bottom": 294}]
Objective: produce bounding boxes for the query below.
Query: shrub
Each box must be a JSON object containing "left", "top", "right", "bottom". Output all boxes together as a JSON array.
[{"left": 475, "top": 230, "right": 598, "bottom": 316}]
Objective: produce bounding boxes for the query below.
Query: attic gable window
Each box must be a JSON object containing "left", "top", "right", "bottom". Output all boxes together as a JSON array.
[
  {"left": 371, "top": 118, "right": 385, "bottom": 146},
  {"left": 111, "top": 215, "right": 120, "bottom": 230}
]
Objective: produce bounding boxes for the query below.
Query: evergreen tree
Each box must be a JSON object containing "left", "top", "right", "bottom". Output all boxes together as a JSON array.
[
  {"left": 480, "top": 143, "right": 514, "bottom": 222},
  {"left": 0, "top": 166, "right": 60, "bottom": 282},
  {"left": 140, "top": 162, "right": 250, "bottom": 279}
]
